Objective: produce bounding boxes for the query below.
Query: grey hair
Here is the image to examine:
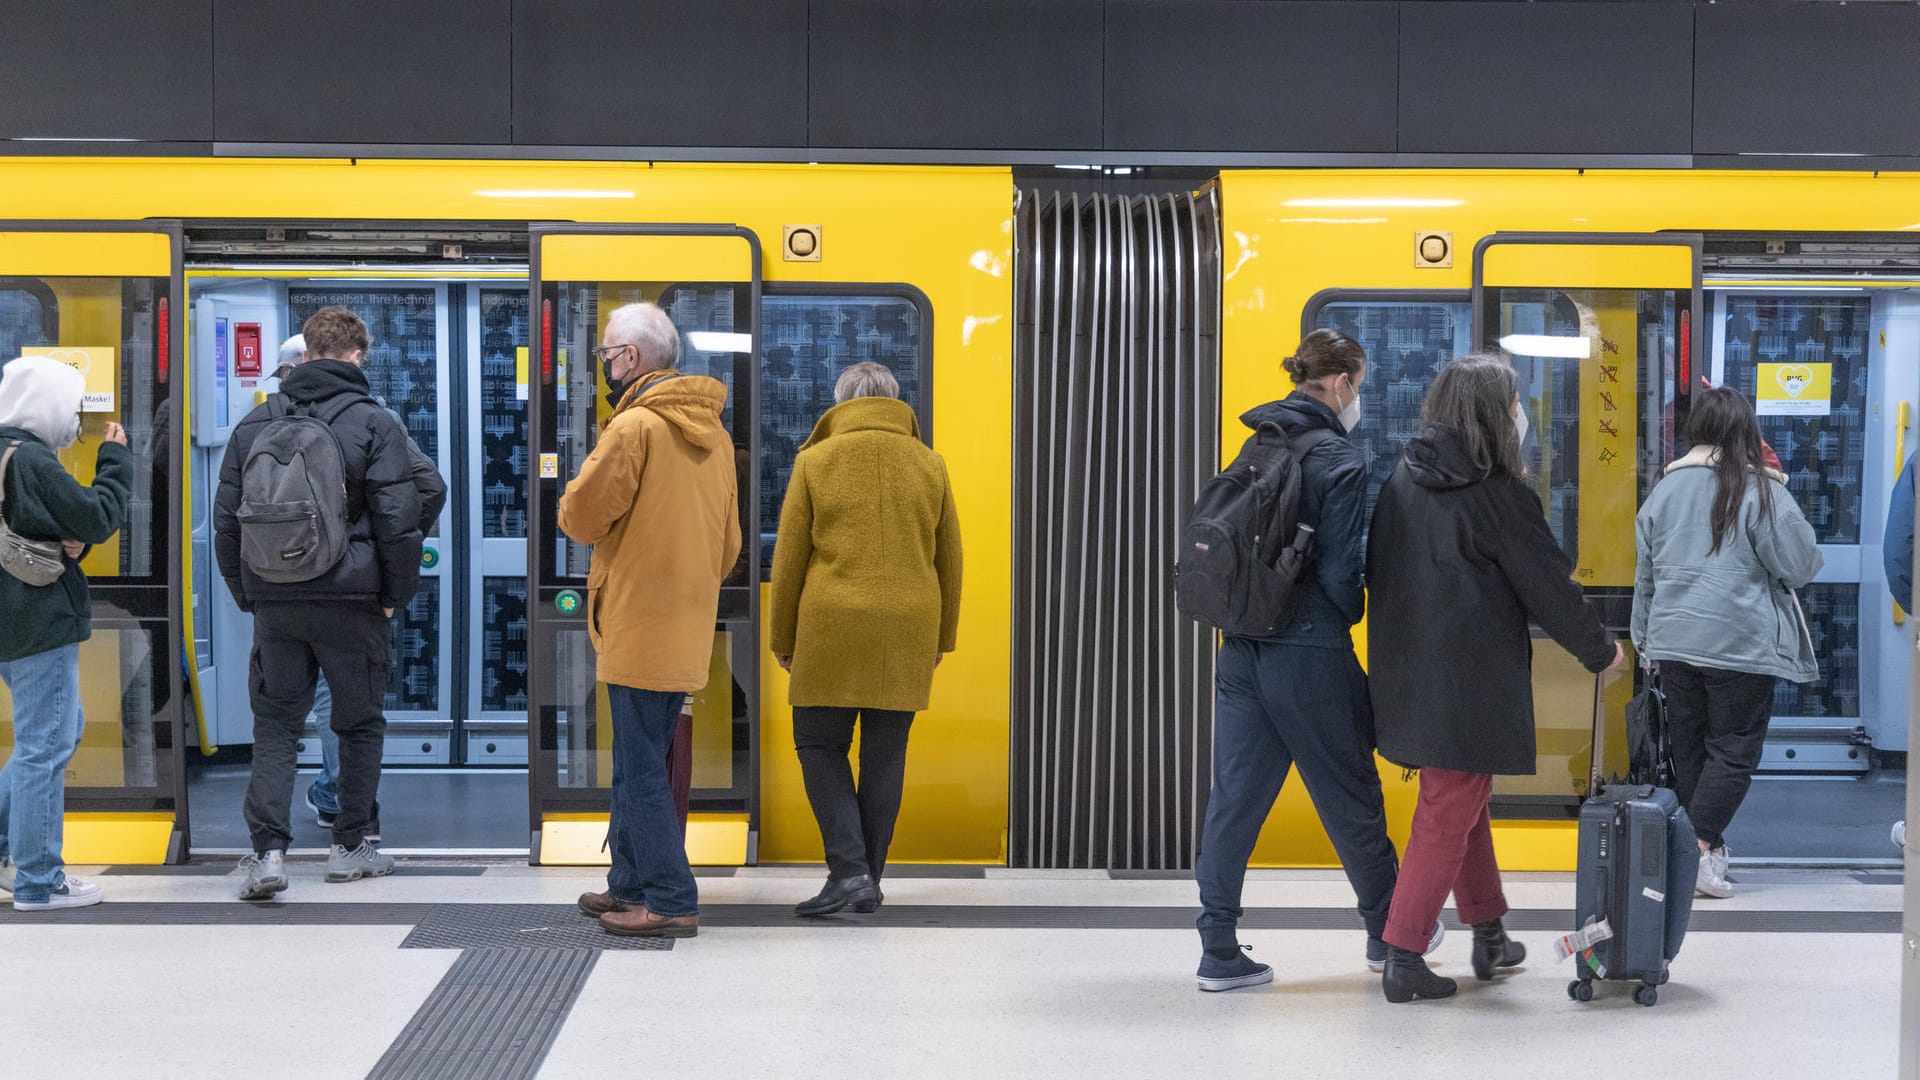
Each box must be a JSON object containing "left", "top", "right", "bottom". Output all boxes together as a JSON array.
[
  {"left": 833, "top": 361, "right": 900, "bottom": 404},
  {"left": 1421, "top": 352, "right": 1525, "bottom": 478},
  {"left": 604, "top": 302, "right": 681, "bottom": 372}
]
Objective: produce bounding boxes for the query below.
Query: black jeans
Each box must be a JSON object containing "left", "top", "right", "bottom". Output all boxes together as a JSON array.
[
  {"left": 244, "top": 601, "right": 390, "bottom": 853},
  {"left": 1662, "top": 661, "right": 1776, "bottom": 849},
  {"left": 1195, "top": 639, "right": 1399, "bottom": 953},
  {"left": 793, "top": 707, "right": 915, "bottom": 882}
]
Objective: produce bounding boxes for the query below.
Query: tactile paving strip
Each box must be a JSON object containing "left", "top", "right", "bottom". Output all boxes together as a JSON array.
[
  {"left": 400, "top": 903, "right": 673, "bottom": 951},
  {"left": 369, "top": 948, "right": 598, "bottom": 1080}
]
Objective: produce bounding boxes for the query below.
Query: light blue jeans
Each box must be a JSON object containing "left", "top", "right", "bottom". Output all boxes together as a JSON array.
[
  {"left": 0, "top": 643, "right": 84, "bottom": 902},
  {"left": 307, "top": 674, "right": 340, "bottom": 814}
]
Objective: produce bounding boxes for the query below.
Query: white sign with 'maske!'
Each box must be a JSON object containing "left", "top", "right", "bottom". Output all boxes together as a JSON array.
[{"left": 21, "top": 346, "right": 116, "bottom": 412}]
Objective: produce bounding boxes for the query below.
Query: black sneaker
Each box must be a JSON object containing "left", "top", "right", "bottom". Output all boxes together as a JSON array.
[
  {"left": 1195, "top": 945, "right": 1274, "bottom": 992},
  {"left": 304, "top": 785, "right": 338, "bottom": 829}
]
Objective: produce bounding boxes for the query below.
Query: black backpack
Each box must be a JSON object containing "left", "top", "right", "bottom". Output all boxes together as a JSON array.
[
  {"left": 236, "top": 393, "right": 367, "bottom": 583},
  {"left": 1174, "top": 422, "right": 1336, "bottom": 636}
]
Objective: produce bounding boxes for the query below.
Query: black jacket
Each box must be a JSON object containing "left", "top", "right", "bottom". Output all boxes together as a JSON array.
[
  {"left": 0, "top": 428, "right": 130, "bottom": 661},
  {"left": 1366, "top": 427, "right": 1615, "bottom": 775},
  {"left": 1238, "top": 394, "right": 1367, "bottom": 648},
  {"left": 214, "top": 359, "right": 423, "bottom": 610}
]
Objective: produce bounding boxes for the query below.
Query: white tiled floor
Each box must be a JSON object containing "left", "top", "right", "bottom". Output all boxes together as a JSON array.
[{"left": 0, "top": 868, "right": 1903, "bottom": 1080}]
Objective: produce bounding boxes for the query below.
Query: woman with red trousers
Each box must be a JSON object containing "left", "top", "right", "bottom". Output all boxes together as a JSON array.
[{"left": 1365, "top": 355, "right": 1624, "bottom": 1003}]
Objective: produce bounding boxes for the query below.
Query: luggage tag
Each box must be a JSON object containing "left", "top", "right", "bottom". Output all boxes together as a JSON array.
[{"left": 1554, "top": 917, "right": 1614, "bottom": 962}]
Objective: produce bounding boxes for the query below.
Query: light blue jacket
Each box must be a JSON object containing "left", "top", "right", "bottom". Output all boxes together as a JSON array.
[{"left": 1632, "top": 447, "right": 1823, "bottom": 683}]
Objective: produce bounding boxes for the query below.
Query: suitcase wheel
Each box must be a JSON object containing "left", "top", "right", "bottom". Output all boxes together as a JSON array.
[
  {"left": 1633, "top": 985, "right": 1659, "bottom": 1007},
  {"left": 1568, "top": 980, "right": 1593, "bottom": 1003}
]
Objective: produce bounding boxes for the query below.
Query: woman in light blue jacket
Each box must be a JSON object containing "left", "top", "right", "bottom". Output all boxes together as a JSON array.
[{"left": 1633, "top": 387, "right": 1822, "bottom": 900}]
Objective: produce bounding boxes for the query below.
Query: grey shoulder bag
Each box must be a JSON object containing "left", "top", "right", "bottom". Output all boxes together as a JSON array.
[{"left": 0, "top": 442, "right": 66, "bottom": 587}]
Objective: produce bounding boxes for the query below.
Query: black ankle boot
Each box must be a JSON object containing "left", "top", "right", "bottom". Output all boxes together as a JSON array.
[
  {"left": 851, "top": 883, "right": 884, "bottom": 914},
  {"left": 1382, "top": 946, "right": 1457, "bottom": 1003},
  {"left": 1470, "top": 919, "right": 1526, "bottom": 980},
  {"left": 795, "top": 874, "right": 881, "bottom": 917}
]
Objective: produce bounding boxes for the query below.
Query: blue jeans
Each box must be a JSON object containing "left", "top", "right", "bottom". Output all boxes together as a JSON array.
[
  {"left": 607, "top": 685, "right": 698, "bottom": 917},
  {"left": 307, "top": 674, "right": 339, "bottom": 814},
  {"left": 0, "top": 643, "right": 84, "bottom": 902},
  {"left": 1194, "top": 638, "right": 1399, "bottom": 952}
]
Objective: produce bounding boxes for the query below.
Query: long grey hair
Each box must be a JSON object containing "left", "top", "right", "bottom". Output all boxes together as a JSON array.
[{"left": 1420, "top": 353, "right": 1525, "bottom": 478}]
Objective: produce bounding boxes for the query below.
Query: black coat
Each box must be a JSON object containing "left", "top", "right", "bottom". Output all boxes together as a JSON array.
[
  {"left": 1366, "top": 427, "right": 1615, "bottom": 775},
  {"left": 0, "top": 428, "right": 130, "bottom": 661},
  {"left": 1240, "top": 393, "right": 1367, "bottom": 648},
  {"left": 214, "top": 359, "right": 423, "bottom": 610}
]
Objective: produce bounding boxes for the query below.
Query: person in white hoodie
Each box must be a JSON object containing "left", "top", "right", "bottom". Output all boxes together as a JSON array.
[{"left": 0, "top": 355, "right": 131, "bottom": 910}]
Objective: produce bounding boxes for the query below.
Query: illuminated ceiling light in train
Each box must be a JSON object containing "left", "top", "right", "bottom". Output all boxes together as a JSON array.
[
  {"left": 473, "top": 189, "right": 635, "bottom": 199},
  {"left": 1282, "top": 197, "right": 1465, "bottom": 208},
  {"left": 687, "top": 331, "right": 754, "bottom": 353},
  {"left": 1498, "top": 334, "right": 1592, "bottom": 359}
]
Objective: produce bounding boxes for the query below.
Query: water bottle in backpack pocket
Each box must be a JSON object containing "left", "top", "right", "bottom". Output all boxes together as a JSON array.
[{"left": 236, "top": 394, "right": 362, "bottom": 584}]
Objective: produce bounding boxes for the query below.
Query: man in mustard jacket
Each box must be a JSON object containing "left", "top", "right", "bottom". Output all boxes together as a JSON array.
[{"left": 559, "top": 302, "right": 741, "bottom": 939}]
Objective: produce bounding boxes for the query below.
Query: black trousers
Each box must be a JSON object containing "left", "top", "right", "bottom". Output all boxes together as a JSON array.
[
  {"left": 244, "top": 601, "right": 390, "bottom": 853},
  {"left": 793, "top": 706, "right": 915, "bottom": 882},
  {"left": 1662, "top": 661, "right": 1776, "bottom": 849}
]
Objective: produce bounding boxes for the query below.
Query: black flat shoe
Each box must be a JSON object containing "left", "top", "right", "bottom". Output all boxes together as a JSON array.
[
  {"left": 795, "top": 874, "right": 880, "bottom": 917},
  {"left": 1382, "top": 946, "right": 1457, "bottom": 1003},
  {"left": 1471, "top": 919, "right": 1526, "bottom": 981},
  {"left": 851, "top": 885, "right": 885, "bottom": 914}
]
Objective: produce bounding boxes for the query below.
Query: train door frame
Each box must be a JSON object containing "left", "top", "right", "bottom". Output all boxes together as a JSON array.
[
  {"left": 0, "top": 219, "right": 188, "bottom": 862},
  {"left": 1471, "top": 231, "right": 1704, "bottom": 819},
  {"left": 525, "top": 223, "right": 764, "bottom": 866}
]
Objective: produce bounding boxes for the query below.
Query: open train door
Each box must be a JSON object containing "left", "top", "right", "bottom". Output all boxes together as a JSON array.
[
  {"left": 0, "top": 222, "right": 187, "bottom": 862},
  {"left": 1471, "top": 232, "right": 1702, "bottom": 824},
  {"left": 526, "top": 225, "right": 762, "bottom": 866}
]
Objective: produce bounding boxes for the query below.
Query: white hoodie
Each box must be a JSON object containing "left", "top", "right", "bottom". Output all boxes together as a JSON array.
[{"left": 0, "top": 356, "right": 84, "bottom": 448}]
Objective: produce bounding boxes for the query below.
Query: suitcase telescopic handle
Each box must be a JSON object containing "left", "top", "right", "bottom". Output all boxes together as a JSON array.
[{"left": 1588, "top": 675, "right": 1607, "bottom": 800}]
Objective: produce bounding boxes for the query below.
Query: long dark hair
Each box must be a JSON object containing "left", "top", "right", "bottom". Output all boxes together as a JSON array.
[
  {"left": 1420, "top": 353, "right": 1525, "bottom": 477},
  {"left": 1686, "top": 386, "right": 1775, "bottom": 554}
]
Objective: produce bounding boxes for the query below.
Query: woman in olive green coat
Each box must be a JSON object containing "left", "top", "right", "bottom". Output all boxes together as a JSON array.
[{"left": 770, "top": 361, "right": 962, "bottom": 917}]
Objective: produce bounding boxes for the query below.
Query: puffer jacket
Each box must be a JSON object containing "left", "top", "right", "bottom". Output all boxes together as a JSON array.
[
  {"left": 1632, "top": 445, "right": 1823, "bottom": 683},
  {"left": 213, "top": 359, "right": 423, "bottom": 610},
  {"left": 558, "top": 369, "right": 742, "bottom": 693},
  {"left": 1236, "top": 393, "right": 1367, "bottom": 648}
]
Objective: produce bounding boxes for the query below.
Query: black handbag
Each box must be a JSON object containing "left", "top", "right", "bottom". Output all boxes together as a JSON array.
[{"left": 1626, "top": 664, "right": 1672, "bottom": 788}]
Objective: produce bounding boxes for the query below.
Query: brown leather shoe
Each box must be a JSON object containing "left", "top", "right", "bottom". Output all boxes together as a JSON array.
[
  {"left": 577, "top": 890, "right": 635, "bottom": 918},
  {"left": 600, "top": 906, "right": 699, "bottom": 938}
]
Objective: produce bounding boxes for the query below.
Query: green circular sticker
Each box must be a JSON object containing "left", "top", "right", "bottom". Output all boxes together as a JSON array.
[
  {"left": 556, "top": 590, "right": 582, "bottom": 615},
  {"left": 420, "top": 548, "right": 440, "bottom": 568}
]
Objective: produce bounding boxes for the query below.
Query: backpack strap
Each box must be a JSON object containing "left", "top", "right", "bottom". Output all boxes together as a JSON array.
[
  {"left": 0, "top": 441, "right": 16, "bottom": 516},
  {"left": 1289, "top": 426, "right": 1341, "bottom": 459}
]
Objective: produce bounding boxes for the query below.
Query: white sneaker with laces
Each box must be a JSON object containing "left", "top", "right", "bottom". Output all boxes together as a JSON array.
[
  {"left": 1695, "top": 845, "right": 1734, "bottom": 899},
  {"left": 238, "top": 850, "right": 289, "bottom": 901},
  {"left": 13, "top": 876, "right": 103, "bottom": 911},
  {"left": 326, "top": 841, "right": 395, "bottom": 884}
]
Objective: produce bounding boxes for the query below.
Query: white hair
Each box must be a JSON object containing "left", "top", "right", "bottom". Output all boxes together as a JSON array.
[
  {"left": 604, "top": 303, "right": 680, "bottom": 373},
  {"left": 834, "top": 361, "right": 900, "bottom": 405},
  {"left": 278, "top": 334, "right": 306, "bottom": 369}
]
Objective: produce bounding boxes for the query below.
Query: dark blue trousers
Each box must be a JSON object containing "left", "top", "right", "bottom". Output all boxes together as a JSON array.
[
  {"left": 1194, "top": 638, "right": 1399, "bottom": 953},
  {"left": 606, "top": 685, "right": 699, "bottom": 917}
]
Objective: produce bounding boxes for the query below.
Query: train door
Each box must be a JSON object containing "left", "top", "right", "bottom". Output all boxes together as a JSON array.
[
  {"left": 465, "top": 286, "right": 533, "bottom": 764},
  {"left": 0, "top": 222, "right": 186, "bottom": 861},
  {"left": 526, "top": 226, "right": 761, "bottom": 865},
  {"left": 1471, "top": 232, "right": 1701, "bottom": 816}
]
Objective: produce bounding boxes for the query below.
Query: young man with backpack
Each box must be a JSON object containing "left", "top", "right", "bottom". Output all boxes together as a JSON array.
[
  {"left": 1179, "top": 329, "right": 1439, "bottom": 990},
  {"left": 215, "top": 306, "right": 423, "bottom": 899}
]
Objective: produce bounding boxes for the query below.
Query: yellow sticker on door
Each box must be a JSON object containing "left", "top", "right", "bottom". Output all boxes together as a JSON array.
[
  {"left": 1756, "top": 362, "right": 1832, "bottom": 417},
  {"left": 21, "top": 346, "right": 116, "bottom": 412}
]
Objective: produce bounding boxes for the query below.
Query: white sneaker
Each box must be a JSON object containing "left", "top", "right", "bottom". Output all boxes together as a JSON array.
[
  {"left": 1367, "top": 920, "right": 1446, "bottom": 973},
  {"left": 326, "top": 841, "right": 395, "bottom": 884},
  {"left": 13, "top": 876, "right": 104, "bottom": 911},
  {"left": 0, "top": 856, "right": 14, "bottom": 894},
  {"left": 1695, "top": 846, "right": 1734, "bottom": 899},
  {"left": 238, "top": 850, "right": 289, "bottom": 901}
]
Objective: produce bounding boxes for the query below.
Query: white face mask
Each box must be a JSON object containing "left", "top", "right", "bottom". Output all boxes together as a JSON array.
[
  {"left": 1336, "top": 377, "right": 1363, "bottom": 434},
  {"left": 1512, "top": 401, "right": 1530, "bottom": 446}
]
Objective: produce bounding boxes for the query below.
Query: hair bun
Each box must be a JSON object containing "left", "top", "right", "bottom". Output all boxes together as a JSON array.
[{"left": 1280, "top": 355, "right": 1303, "bottom": 381}]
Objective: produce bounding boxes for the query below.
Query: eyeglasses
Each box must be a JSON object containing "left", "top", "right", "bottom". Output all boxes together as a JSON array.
[{"left": 590, "top": 345, "right": 634, "bottom": 363}]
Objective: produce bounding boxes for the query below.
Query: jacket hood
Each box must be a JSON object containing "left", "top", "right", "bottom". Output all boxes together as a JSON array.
[
  {"left": 615, "top": 369, "right": 732, "bottom": 453},
  {"left": 1241, "top": 392, "right": 1342, "bottom": 440},
  {"left": 0, "top": 355, "right": 84, "bottom": 449},
  {"left": 799, "top": 396, "right": 919, "bottom": 451},
  {"left": 280, "top": 358, "right": 373, "bottom": 405},
  {"left": 1403, "top": 426, "right": 1491, "bottom": 491},
  {"left": 1664, "top": 443, "right": 1789, "bottom": 485}
]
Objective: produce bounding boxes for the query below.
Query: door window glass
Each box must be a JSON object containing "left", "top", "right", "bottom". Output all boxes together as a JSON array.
[{"left": 479, "top": 289, "right": 530, "bottom": 540}]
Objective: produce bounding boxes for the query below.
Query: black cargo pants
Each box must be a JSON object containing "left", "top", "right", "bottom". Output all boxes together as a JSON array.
[{"left": 244, "top": 601, "right": 391, "bottom": 854}]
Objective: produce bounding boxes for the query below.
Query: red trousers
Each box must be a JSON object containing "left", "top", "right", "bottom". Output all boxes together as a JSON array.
[{"left": 1383, "top": 767, "right": 1510, "bottom": 951}]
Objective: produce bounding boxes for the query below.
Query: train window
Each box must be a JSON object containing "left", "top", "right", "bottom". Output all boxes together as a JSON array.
[
  {"left": 1305, "top": 291, "right": 1471, "bottom": 518},
  {"left": 759, "top": 287, "right": 933, "bottom": 564},
  {"left": 478, "top": 288, "right": 530, "bottom": 540},
  {"left": 0, "top": 279, "right": 58, "bottom": 360}
]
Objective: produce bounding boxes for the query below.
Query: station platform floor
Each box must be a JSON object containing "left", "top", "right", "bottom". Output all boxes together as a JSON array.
[{"left": 0, "top": 863, "right": 1902, "bottom": 1079}]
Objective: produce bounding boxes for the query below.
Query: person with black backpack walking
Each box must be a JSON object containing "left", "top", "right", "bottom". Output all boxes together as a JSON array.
[
  {"left": 215, "top": 306, "right": 423, "bottom": 900},
  {"left": 1185, "top": 329, "right": 1438, "bottom": 992}
]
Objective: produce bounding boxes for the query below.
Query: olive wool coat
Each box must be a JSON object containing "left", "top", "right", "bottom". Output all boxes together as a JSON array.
[{"left": 769, "top": 397, "right": 962, "bottom": 713}]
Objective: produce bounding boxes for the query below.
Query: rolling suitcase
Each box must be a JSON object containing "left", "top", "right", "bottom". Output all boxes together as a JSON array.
[{"left": 1561, "top": 674, "right": 1698, "bottom": 1007}]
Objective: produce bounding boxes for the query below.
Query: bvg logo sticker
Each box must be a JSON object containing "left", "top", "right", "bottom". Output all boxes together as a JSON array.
[{"left": 1756, "top": 361, "right": 1831, "bottom": 418}]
